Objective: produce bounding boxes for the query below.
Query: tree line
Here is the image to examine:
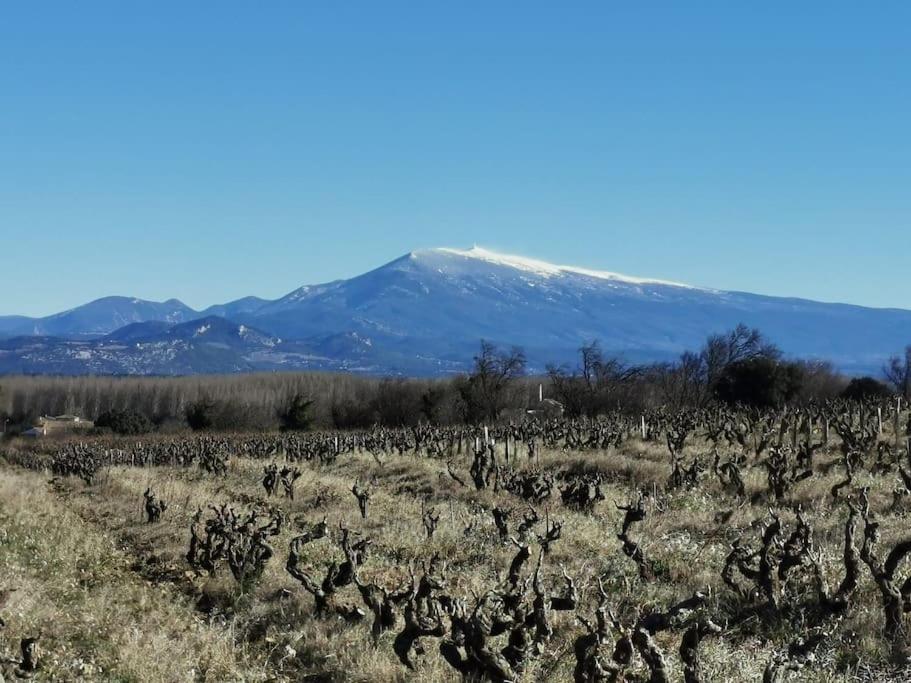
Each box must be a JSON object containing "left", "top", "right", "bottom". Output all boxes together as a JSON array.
[{"left": 1, "top": 326, "right": 909, "bottom": 435}]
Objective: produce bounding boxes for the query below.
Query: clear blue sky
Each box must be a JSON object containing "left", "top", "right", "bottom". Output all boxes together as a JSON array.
[{"left": 2, "top": 3, "right": 908, "bottom": 316}]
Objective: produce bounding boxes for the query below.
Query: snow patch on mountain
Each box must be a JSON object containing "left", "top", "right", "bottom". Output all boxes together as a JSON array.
[{"left": 429, "top": 246, "right": 695, "bottom": 289}]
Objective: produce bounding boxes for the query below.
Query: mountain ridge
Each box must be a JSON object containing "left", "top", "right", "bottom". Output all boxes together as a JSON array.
[{"left": 1, "top": 247, "right": 909, "bottom": 376}]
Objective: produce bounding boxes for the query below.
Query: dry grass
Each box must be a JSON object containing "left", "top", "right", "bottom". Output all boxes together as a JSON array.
[
  {"left": 2, "top": 430, "right": 910, "bottom": 681},
  {"left": 0, "top": 469, "right": 242, "bottom": 682}
]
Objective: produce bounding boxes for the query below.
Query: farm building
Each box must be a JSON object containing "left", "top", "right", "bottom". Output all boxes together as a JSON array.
[
  {"left": 526, "top": 398, "right": 564, "bottom": 419},
  {"left": 22, "top": 414, "right": 94, "bottom": 438}
]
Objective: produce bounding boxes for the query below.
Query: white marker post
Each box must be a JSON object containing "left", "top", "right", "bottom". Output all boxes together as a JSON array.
[{"left": 896, "top": 399, "right": 903, "bottom": 451}]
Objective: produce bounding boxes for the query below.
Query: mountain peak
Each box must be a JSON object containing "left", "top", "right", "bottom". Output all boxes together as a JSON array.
[
  {"left": 4, "top": 246, "right": 911, "bottom": 377},
  {"left": 412, "top": 246, "right": 694, "bottom": 289}
]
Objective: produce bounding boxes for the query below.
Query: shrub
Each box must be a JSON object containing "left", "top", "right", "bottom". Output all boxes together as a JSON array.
[
  {"left": 186, "top": 398, "right": 273, "bottom": 431},
  {"left": 371, "top": 378, "right": 422, "bottom": 427},
  {"left": 714, "top": 357, "right": 804, "bottom": 408},
  {"left": 95, "top": 408, "right": 154, "bottom": 435},
  {"left": 841, "top": 376, "right": 892, "bottom": 401},
  {"left": 185, "top": 399, "right": 216, "bottom": 431},
  {"left": 279, "top": 394, "right": 314, "bottom": 432},
  {"left": 330, "top": 399, "right": 375, "bottom": 430}
]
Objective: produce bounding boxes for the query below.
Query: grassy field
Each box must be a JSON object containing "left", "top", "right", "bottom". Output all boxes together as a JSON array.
[{"left": 1, "top": 422, "right": 910, "bottom": 681}]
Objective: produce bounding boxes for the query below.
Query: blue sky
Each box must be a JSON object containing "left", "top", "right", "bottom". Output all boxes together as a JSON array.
[{"left": 1, "top": 3, "right": 909, "bottom": 316}]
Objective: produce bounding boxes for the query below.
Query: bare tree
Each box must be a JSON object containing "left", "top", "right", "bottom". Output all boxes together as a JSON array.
[
  {"left": 883, "top": 345, "right": 911, "bottom": 401},
  {"left": 457, "top": 340, "right": 526, "bottom": 422},
  {"left": 548, "top": 341, "right": 638, "bottom": 417},
  {"left": 702, "top": 323, "right": 780, "bottom": 388},
  {"left": 655, "top": 325, "right": 781, "bottom": 408},
  {"left": 655, "top": 352, "right": 707, "bottom": 408}
]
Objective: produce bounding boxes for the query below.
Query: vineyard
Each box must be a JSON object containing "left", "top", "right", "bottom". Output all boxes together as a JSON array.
[{"left": 2, "top": 402, "right": 911, "bottom": 681}]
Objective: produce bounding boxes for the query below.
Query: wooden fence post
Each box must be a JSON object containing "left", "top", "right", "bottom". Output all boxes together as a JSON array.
[{"left": 896, "top": 399, "right": 903, "bottom": 451}]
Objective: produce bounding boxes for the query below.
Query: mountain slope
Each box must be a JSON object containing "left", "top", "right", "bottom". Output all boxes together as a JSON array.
[
  {"left": 200, "top": 296, "right": 270, "bottom": 319},
  {"left": 1, "top": 247, "right": 909, "bottom": 375},
  {"left": 0, "top": 317, "right": 292, "bottom": 376}
]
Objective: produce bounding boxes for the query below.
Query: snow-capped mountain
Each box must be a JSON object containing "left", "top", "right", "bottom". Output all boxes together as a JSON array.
[{"left": 1, "top": 247, "right": 910, "bottom": 375}]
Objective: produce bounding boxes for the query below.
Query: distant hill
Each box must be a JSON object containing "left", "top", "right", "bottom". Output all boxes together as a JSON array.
[{"left": 0, "top": 296, "right": 196, "bottom": 338}]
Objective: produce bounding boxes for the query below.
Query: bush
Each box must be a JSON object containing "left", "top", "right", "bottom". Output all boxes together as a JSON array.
[
  {"left": 371, "top": 378, "right": 423, "bottom": 427},
  {"left": 330, "top": 399, "right": 375, "bottom": 430},
  {"left": 714, "top": 357, "right": 804, "bottom": 408},
  {"left": 279, "top": 394, "right": 314, "bottom": 432},
  {"left": 186, "top": 398, "right": 274, "bottom": 432},
  {"left": 95, "top": 408, "right": 153, "bottom": 435},
  {"left": 185, "top": 399, "right": 216, "bottom": 431},
  {"left": 841, "top": 377, "right": 892, "bottom": 402}
]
